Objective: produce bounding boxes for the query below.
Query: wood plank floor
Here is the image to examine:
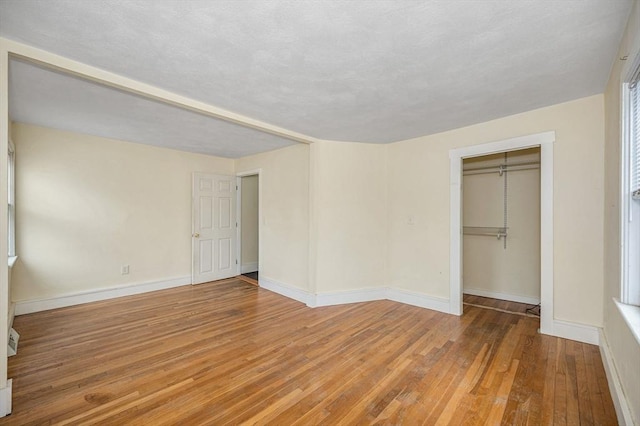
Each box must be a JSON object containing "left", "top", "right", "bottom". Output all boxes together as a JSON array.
[
  {"left": 2, "top": 279, "right": 616, "bottom": 425},
  {"left": 463, "top": 294, "right": 539, "bottom": 317}
]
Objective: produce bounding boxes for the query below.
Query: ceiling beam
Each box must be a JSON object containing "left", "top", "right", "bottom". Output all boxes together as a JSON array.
[{"left": 2, "top": 37, "right": 319, "bottom": 145}]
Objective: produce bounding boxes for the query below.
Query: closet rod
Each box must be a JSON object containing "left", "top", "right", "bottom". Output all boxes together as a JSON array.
[
  {"left": 463, "top": 160, "right": 539, "bottom": 173},
  {"left": 463, "top": 164, "right": 539, "bottom": 176},
  {"left": 463, "top": 226, "right": 508, "bottom": 240}
]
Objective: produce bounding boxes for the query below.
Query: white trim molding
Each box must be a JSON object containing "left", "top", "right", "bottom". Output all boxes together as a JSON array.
[
  {"left": 259, "top": 278, "right": 451, "bottom": 314},
  {"left": 259, "top": 276, "right": 312, "bottom": 305},
  {"left": 551, "top": 320, "right": 599, "bottom": 345},
  {"left": 463, "top": 288, "right": 540, "bottom": 306},
  {"left": 1, "top": 38, "right": 317, "bottom": 146},
  {"left": 449, "top": 131, "right": 555, "bottom": 337},
  {"left": 0, "top": 379, "right": 11, "bottom": 417},
  {"left": 15, "top": 276, "right": 191, "bottom": 315},
  {"left": 599, "top": 329, "right": 635, "bottom": 426},
  {"left": 386, "top": 288, "right": 451, "bottom": 313},
  {"left": 311, "top": 287, "right": 388, "bottom": 308}
]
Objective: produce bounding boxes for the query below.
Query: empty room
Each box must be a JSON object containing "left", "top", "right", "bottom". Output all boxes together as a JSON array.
[{"left": 0, "top": 0, "right": 639, "bottom": 424}]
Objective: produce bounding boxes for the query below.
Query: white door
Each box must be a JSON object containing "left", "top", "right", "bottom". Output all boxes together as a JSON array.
[{"left": 192, "top": 173, "right": 237, "bottom": 284}]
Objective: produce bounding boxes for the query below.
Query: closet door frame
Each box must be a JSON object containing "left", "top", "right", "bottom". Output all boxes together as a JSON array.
[{"left": 449, "top": 131, "right": 554, "bottom": 337}]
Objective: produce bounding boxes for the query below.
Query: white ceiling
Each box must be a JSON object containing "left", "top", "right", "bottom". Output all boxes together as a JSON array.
[{"left": 0, "top": 0, "right": 633, "bottom": 157}]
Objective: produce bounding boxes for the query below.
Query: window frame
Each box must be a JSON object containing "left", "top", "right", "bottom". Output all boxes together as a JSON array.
[{"left": 621, "top": 53, "right": 640, "bottom": 307}]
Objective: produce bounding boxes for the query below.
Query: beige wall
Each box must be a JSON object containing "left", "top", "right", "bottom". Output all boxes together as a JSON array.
[
  {"left": 309, "top": 141, "right": 388, "bottom": 293},
  {"left": 12, "top": 123, "right": 234, "bottom": 301},
  {"left": 604, "top": 0, "right": 640, "bottom": 421},
  {"left": 388, "top": 94, "right": 604, "bottom": 327},
  {"left": 240, "top": 174, "right": 259, "bottom": 270},
  {"left": 235, "top": 144, "right": 309, "bottom": 291},
  {"left": 463, "top": 149, "right": 540, "bottom": 301}
]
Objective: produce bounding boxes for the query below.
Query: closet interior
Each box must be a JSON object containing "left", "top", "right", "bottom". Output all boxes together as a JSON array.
[{"left": 462, "top": 147, "right": 541, "bottom": 316}]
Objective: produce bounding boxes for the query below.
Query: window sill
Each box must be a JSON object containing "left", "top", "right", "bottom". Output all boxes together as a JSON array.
[
  {"left": 8, "top": 256, "right": 17, "bottom": 269},
  {"left": 615, "top": 298, "right": 640, "bottom": 346}
]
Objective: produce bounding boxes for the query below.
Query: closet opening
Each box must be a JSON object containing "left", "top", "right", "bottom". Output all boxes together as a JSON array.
[{"left": 462, "top": 147, "right": 541, "bottom": 319}]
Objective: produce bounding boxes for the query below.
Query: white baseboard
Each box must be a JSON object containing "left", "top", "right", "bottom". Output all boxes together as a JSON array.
[
  {"left": 463, "top": 287, "right": 540, "bottom": 305},
  {"left": 311, "top": 287, "right": 387, "bottom": 308},
  {"left": 387, "top": 288, "right": 451, "bottom": 314},
  {"left": 258, "top": 279, "right": 451, "bottom": 315},
  {"left": 599, "top": 329, "right": 635, "bottom": 426},
  {"left": 259, "top": 276, "right": 312, "bottom": 305},
  {"left": 241, "top": 262, "right": 258, "bottom": 274},
  {"left": 0, "top": 379, "right": 11, "bottom": 417},
  {"left": 15, "top": 276, "right": 192, "bottom": 315},
  {"left": 551, "top": 319, "right": 600, "bottom": 345}
]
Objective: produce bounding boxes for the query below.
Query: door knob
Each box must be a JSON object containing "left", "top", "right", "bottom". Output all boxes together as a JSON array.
[{"left": 193, "top": 233, "right": 200, "bottom": 238}]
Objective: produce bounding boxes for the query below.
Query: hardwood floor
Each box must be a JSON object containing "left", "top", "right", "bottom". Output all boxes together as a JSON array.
[
  {"left": 3, "top": 279, "right": 616, "bottom": 425},
  {"left": 463, "top": 294, "right": 539, "bottom": 317}
]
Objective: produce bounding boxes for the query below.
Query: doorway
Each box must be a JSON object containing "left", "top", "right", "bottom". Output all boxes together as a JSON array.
[
  {"left": 462, "top": 148, "right": 541, "bottom": 317},
  {"left": 449, "top": 131, "right": 554, "bottom": 336},
  {"left": 237, "top": 173, "right": 260, "bottom": 283}
]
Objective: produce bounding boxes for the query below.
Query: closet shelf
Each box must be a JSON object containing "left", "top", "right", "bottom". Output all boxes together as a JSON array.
[{"left": 463, "top": 226, "right": 508, "bottom": 240}]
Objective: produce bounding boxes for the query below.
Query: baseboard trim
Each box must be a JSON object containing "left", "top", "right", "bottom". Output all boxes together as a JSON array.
[
  {"left": 259, "top": 277, "right": 311, "bottom": 305},
  {"left": 463, "top": 287, "right": 540, "bottom": 305},
  {"left": 15, "top": 276, "right": 192, "bottom": 315},
  {"left": 599, "top": 329, "right": 634, "bottom": 426},
  {"left": 241, "top": 262, "right": 258, "bottom": 274},
  {"left": 258, "top": 280, "right": 451, "bottom": 314},
  {"left": 551, "top": 319, "right": 600, "bottom": 345},
  {"left": 0, "top": 379, "right": 12, "bottom": 417},
  {"left": 311, "top": 288, "right": 387, "bottom": 308},
  {"left": 387, "top": 288, "right": 451, "bottom": 314}
]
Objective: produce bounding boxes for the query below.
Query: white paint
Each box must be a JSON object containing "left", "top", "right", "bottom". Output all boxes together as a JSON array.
[
  {"left": 600, "top": 329, "right": 635, "bottom": 426},
  {"left": 311, "top": 288, "right": 388, "bottom": 308},
  {"left": 261, "top": 275, "right": 450, "bottom": 314},
  {"left": 449, "top": 132, "right": 555, "bottom": 336},
  {"left": 0, "top": 37, "right": 9, "bottom": 399},
  {"left": 0, "top": 380, "right": 11, "bottom": 417},
  {"left": 9, "top": 60, "right": 297, "bottom": 158},
  {"left": 259, "top": 276, "right": 312, "bottom": 306},
  {"left": 14, "top": 276, "right": 191, "bottom": 315},
  {"left": 463, "top": 288, "right": 540, "bottom": 306},
  {"left": 0, "top": 1, "right": 632, "bottom": 146},
  {"left": 616, "top": 299, "right": 640, "bottom": 345},
  {"left": 386, "top": 288, "right": 451, "bottom": 314},
  {"left": 192, "top": 173, "right": 237, "bottom": 284},
  {"left": 550, "top": 319, "right": 600, "bottom": 345}
]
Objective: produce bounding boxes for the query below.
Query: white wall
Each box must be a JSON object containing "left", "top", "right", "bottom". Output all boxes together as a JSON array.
[
  {"left": 463, "top": 149, "right": 540, "bottom": 302},
  {"left": 235, "top": 144, "right": 310, "bottom": 291},
  {"left": 240, "top": 174, "right": 259, "bottom": 272},
  {"left": 388, "top": 94, "right": 605, "bottom": 327},
  {"left": 12, "top": 123, "right": 234, "bottom": 301},
  {"left": 603, "top": 0, "right": 640, "bottom": 422},
  {"left": 309, "top": 141, "right": 388, "bottom": 294}
]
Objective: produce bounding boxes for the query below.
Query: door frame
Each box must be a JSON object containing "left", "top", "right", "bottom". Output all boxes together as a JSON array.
[
  {"left": 449, "top": 131, "right": 554, "bottom": 336},
  {"left": 236, "top": 169, "right": 262, "bottom": 278}
]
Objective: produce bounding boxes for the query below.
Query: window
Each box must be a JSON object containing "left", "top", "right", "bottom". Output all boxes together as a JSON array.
[
  {"left": 622, "top": 62, "right": 640, "bottom": 306},
  {"left": 7, "top": 138, "right": 14, "bottom": 258}
]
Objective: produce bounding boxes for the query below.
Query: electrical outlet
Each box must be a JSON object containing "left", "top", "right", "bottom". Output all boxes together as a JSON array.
[{"left": 121, "top": 265, "right": 129, "bottom": 275}]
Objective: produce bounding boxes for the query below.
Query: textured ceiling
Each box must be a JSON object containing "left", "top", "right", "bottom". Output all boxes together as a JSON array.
[
  {"left": 8, "top": 60, "right": 297, "bottom": 158},
  {"left": 0, "top": 0, "right": 634, "bottom": 156}
]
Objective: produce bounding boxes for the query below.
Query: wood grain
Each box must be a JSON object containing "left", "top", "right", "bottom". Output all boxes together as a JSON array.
[{"left": 1, "top": 279, "right": 617, "bottom": 425}]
